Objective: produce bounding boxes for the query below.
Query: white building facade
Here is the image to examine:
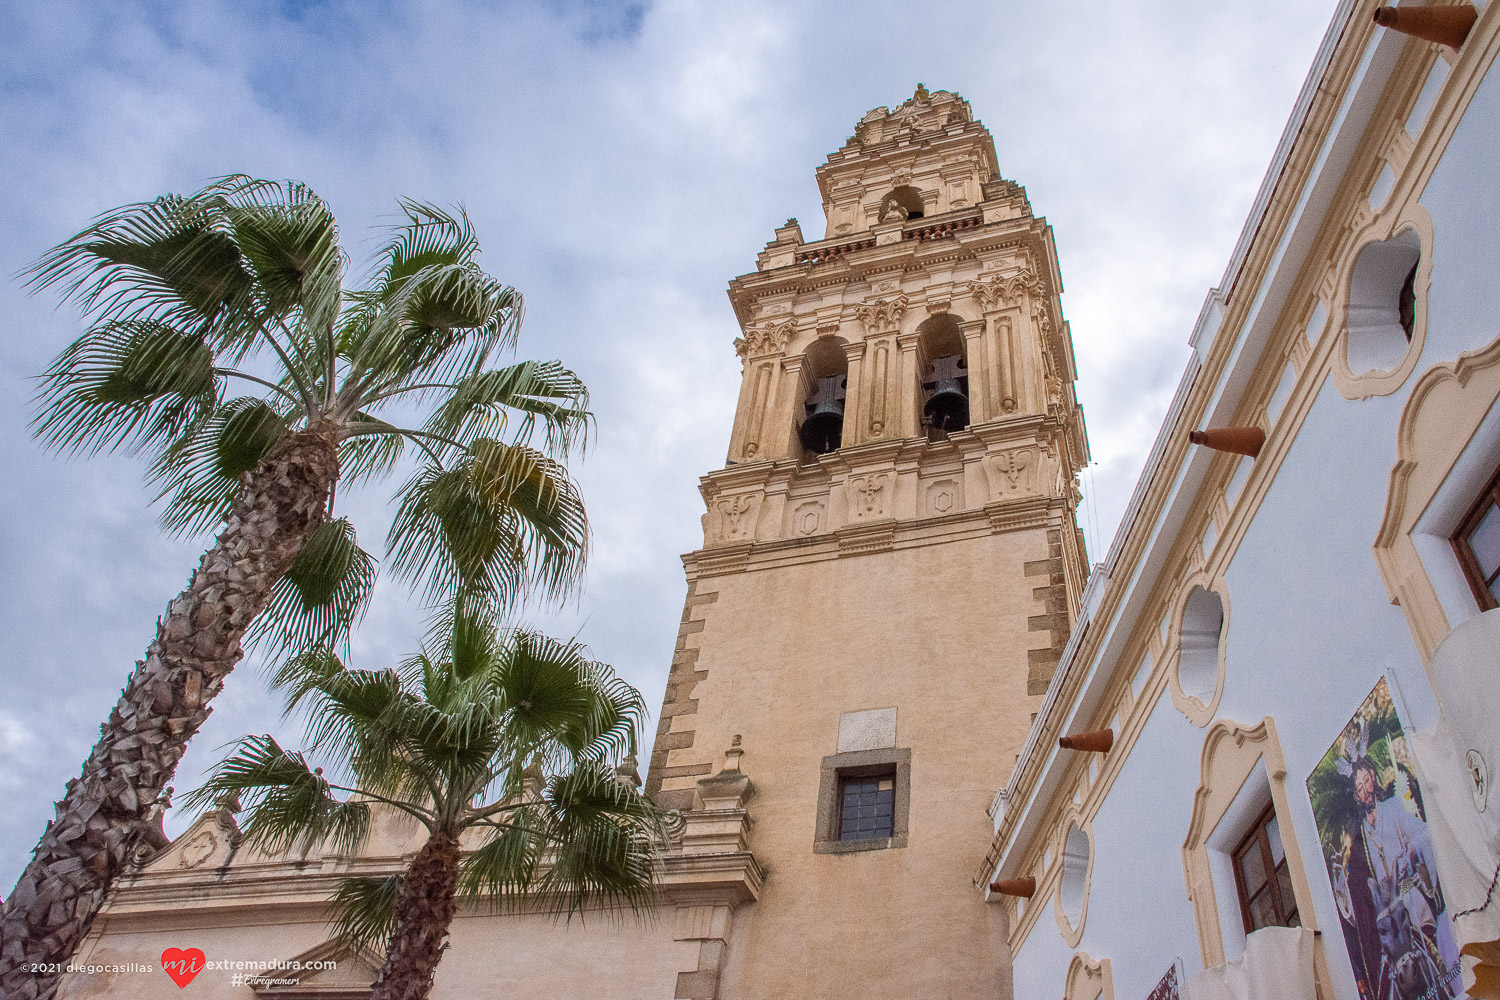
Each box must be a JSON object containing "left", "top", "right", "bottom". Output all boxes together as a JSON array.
[{"left": 985, "top": 3, "right": 1500, "bottom": 999}]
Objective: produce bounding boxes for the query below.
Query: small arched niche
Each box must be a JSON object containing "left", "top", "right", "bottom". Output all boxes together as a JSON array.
[
  {"left": 916, "top": 314, "right": 971, "bottom": 438},
  {"left": 798, "top": 336, "right": 848, "bottom": 456},
  {"left": 1058, "top": 823, "right": 1090, "bottom": 926},
  {"left": 1178, "top": 586, "right": 1225, "bottom": 705},
  {"left": 1346, "top": 229, "right": 1421, "bottom": 376},
  {"left": 878, "top": 185, "right": 925, "bottom": 223}
]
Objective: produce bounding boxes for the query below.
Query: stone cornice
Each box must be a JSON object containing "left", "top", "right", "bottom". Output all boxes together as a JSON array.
[
  {"left": 682, "top": 494, "right": 1072, "bottom": 581},
  {"left": 86, "top": 847, "right": 764, "bottom": 931}
]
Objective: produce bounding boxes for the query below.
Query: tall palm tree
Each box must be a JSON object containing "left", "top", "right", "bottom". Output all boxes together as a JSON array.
[
  {"left": 186, "top": 604, "right": 665, "bottom": 1000},
  {"left": 1, "top": 178, "right": 592, "bottom": 998}
]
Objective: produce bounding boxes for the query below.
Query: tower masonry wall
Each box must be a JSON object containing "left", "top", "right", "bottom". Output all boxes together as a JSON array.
[{"left": 654, "top": 523, "right": 1055, "bottom": 999}]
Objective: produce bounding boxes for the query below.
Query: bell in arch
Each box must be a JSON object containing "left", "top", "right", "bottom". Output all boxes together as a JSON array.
[
  {"left": 799, "top": 374, "right": 846, "bottom": 454},
  {"left": 922, "top": 354, "right": 970, "bottom": 432}
]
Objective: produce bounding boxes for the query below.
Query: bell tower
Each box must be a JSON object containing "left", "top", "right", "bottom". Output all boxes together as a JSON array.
[{"left": 646, "top": 87, "right": 1090, "bottom": 999}]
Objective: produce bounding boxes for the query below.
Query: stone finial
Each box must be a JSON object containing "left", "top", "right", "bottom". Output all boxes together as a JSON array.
[
  {"left": 696, "top": 736, "right": 754, "bottom": 810},
  {"left": 521, "top": 757, "right": 546, "bottom": 800},
  {"left": 723, "top": 735, "right": 744, "bottom": 772},
  {"left": 615, "top": 753, "right": 643, "bottom": 789}
]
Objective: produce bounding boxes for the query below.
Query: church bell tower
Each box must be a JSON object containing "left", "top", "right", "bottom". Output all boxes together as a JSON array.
[{"left": 646, "top": 86, "right": 1091, "bottom": 999}]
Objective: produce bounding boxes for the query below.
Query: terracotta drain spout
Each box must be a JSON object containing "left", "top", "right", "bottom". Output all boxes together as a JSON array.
[
  {"left": 1373, "top": 5, "right": 1478, "bottom": 50},
  {"left": 989, "top": 876, "right": 1037, "bottom": 898},
  {"left": 1189, "top": 426, "right": 1265, "bottom": 459},
  {"left": 1058, "top": 728, "right": 1115, "bottom": 753}
]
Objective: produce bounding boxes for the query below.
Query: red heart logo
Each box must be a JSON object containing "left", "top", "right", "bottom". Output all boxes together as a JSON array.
[{"left": 160, "top": 948, "right": 205, "bottom": 988}]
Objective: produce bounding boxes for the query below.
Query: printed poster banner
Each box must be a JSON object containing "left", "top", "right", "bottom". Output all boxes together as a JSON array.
[
  {"left": 1145, "top": 962, "right": 1180, "bottom": 1000},
  {"left": 1307, "top": 677, "right": 1462, "bottom": 1000}
]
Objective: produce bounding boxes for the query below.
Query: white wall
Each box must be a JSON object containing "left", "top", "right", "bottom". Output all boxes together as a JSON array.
[{"left": 1010, "top": 51, "right": 1500, "bottom": 1000}]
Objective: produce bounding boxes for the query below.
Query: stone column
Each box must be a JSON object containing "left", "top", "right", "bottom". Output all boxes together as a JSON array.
[
  {"left": 896, "top": 333, "right": 921, "bottom": 439},
  {"left": 959, "top": 318, "right": 990, "bottom": 423},
  {"left": 841, "top": 340, "right": 868, "bottom": 448},
  {"left": 864, "top": 336, "right": 897, "bottom": 440},
  {"left": 737, "top": 360, "right": 776, "bottom": 462},
  {"left": 767, "top": 356, "right": 806, "bottom": 460},
  {"left": 673, "top": 904, "right": 734, "bottom": 1000}
]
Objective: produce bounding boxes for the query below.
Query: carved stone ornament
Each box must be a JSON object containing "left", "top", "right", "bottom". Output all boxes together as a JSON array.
[
  {"left": 717, "top": 494, "right": 758, "bottom": 541},
  {"left": 848, "top": 474, "right": 890, "bottom": 519},
  {"left": 178, "top": 830, "right": 218, "bottom": 870},
  {"left": 735, "top": 318, "right": 796, "bottom": 359},
  {"left": 793, "top": 500, "right": 825, "bottom": 536},
  {"left": 854, "top": 295, "right": 908, "bottom": 336},
  {"left": 968, "top": 270, "right": 1046, "bottom": 312},
  {"left": 986, "top": 447, "right": 1037, "bottom": 496}
]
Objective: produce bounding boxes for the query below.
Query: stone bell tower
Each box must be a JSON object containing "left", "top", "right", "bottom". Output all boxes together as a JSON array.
[{"left": 645, "top": 86, "right": 1091, "bottom": 999}]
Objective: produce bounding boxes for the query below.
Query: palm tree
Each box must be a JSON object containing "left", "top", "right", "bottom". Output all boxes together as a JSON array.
[
  {"left": 1, "top": 178, "right": 592, "bottom": 998},
  {"left": 186, "top": 604, "right": 665, "bottom": 1000}
]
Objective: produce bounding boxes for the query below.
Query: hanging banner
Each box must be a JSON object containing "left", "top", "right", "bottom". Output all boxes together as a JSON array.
[
  {"left": 1145, "top": 961, "right": 1181, "bottom": 1000},
  {"left": 1306, "top": 677, "right": 1462, "bottom": 1000}
]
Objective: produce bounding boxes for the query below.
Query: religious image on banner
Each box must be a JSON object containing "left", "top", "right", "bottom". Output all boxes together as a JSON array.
[
  {"left": 1145, "top": 962, "right": 1180, "bottom": 1000},
  {"left": 1306, "top": 678, "right": 1462, "bottom": 1000}
]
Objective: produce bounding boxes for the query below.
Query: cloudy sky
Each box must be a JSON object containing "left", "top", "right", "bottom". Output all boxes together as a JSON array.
[{"left": 0, "top": 0, "right": 1334, "bottom": 890}]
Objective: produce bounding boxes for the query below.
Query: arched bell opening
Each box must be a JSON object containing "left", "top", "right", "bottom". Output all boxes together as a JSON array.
[
  {"left": 798, "top": 337, "right": 849, "bottom": 456},
  {"left": 916, "top": 314, "right": 971, "bottom": 440},
  {"left": 878, "top": 185, "right": 925, "bottom": 223}
]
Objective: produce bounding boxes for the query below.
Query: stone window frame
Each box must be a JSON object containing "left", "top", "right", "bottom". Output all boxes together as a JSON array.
[
  {"left": 1182, "top": 716, "right": 1330, "bottom": 996},
  {"left": 1063, "top": 951, "right": 1115, "bottom": 1000},
  {"left": 1051, "top": 806, "right": 1094, "bottom": 948},
  {"left": 1451, "top": 465, "right": 1500, "bottom": 612},
  {"left": 1329, "top": 206, "right": 1433, "bottom": 401},
  {"left": 1230, "top": 802, "right": 1301, "bottom": 933},
  {"left": 1375, "top": 336, "right": 1500, "bottom": 664},
  {"left": 813, "top": 747, "right": 911, "bottom": 854},
  {"left": 1165, "top": 571, "right": 1230, "bottom": 728}
]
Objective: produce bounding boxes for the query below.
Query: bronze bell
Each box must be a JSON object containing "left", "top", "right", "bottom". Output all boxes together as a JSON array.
[
  {"left": 799, "top": 375, "right": 846, "bottom": 454},
  {"left": 922, "top": 355, "right": 970, "bottom": 432}
]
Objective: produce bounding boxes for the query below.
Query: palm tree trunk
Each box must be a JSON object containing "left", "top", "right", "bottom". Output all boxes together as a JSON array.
[
  {"left": 369, "top": 833, "right": 461, "bottom": 1000},
  {"left": 0, "top": 425, "right": 340, "bottom": 1000}
]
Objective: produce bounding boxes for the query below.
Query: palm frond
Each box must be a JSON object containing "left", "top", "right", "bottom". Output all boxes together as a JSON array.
[
  {"left": 337, "top": 414, "right": 408, "bottom": 482},
  {"left": 221, "top": 178, "right": 343, "bottom": 333},
  {"left": 457, "top": 808, "right": 546, "bottom": 903},
  {"left": 329, "top": 874, "right": 402, "bottom": 953},
  {"left": 347, "top": 263, "right": 522, "bottom": 398},
  {"left": 422, "top": 361, "right": 592, "bottom": 456},
  {"left": 183, "top": 734, "right": 370, "bottom": 856},
  {"left": 386, "top": 440, "right": 588, "bottom": 609},
  {"left": 26, "top": 183, "right": 257, "bottom": 334},
  {"left": 530, "top": 763, "right": 665, "bottom": 919},
  {"left": 376, "top": 201, "right": 480, "bottom": 291},
  {"left": 31, "top": 320, "right": 217, "bottom": 456},
  {"left": 248, "top": 518, "right": 375, "bottom": 657},
  {"left": 267, "top": 646, "right": 347, "bottom": 714},
  {"left": 147, "top": 397, "right": 288, "bottom": 536}
]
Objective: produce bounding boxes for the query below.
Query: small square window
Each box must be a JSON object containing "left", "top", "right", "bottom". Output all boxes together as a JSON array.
[
  {"left": 813, "top": 747, "right": 910, "bottom": 854},
  {"left": 1232, "top": 805, "right": 1300, "bottom": 933},
  {"left": 1452, "top": 466, "right": 1500, "bottom": 611},
  {"left": 838, "top": 772, "right": 895, "bottom": 840}
]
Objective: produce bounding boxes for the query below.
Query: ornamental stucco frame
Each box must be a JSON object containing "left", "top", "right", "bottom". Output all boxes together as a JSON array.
[
  {"left": 1051, "top": 807, "right": 1094, "bottom": 948},
  {"left": 1374, "top": 335, "right": 1500, "bottom": 665},
  {"left": 1181, "top": 716, "right": 1329, "bottom": 995},
  {"left": 1166, "top": 572, "right": 1230, "bottom": 728},
  {"left": 1329, "top": 205, "right": 1434, "bottom": 401},
  {"left": 1064, "top": 951, "right": 1114, "bottom": 1000}
]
